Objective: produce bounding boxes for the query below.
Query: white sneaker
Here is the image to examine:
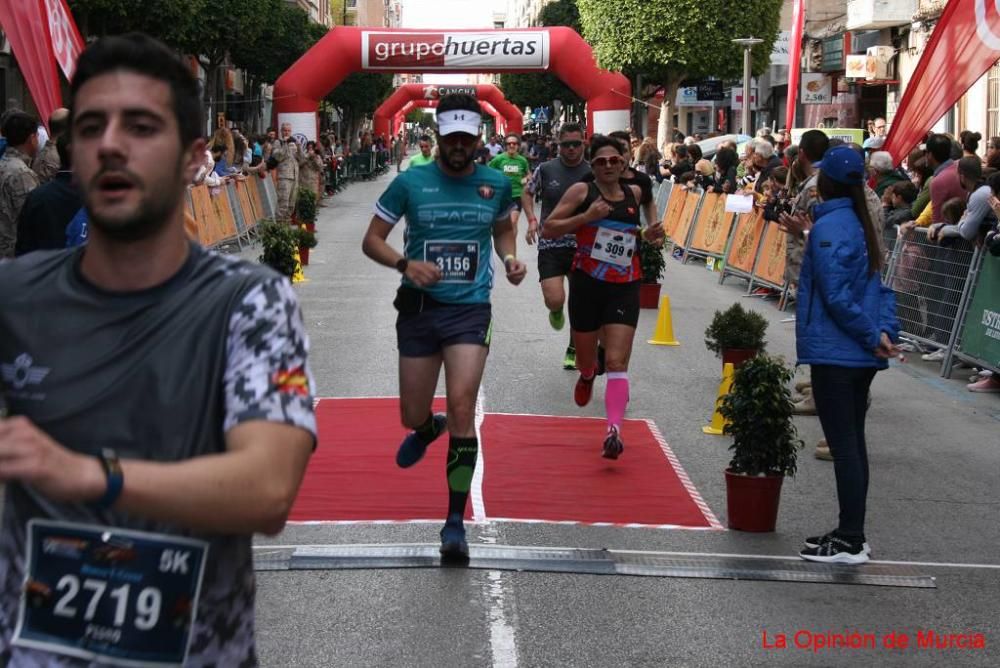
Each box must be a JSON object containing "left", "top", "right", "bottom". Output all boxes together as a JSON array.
[{"left": 921, "top": 349, "right": 946, "bottom": 362}]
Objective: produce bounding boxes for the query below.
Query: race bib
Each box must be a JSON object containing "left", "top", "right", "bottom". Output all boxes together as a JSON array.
[
  {"left": 14, "top": 520, "right": 208, "bottom": 667},
  {"left": 590, "top": 227, "right": 636, "bottom": 267},
  {"left": 425, "top": 241, "right": 479, "bottom": 283}
]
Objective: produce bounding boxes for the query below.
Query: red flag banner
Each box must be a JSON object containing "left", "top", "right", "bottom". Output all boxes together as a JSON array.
[
  {"left": 0, "top": 0, "right": 62, "bottom": 127},
  {"left": 44, "top": 0, "right": 85, "bottom": 82},
  {"left": 785, "top": 0, "right": 804, "bottom": 131},
  {"left": 883, "top": 0, "right": 1000, "bottom": 164}
]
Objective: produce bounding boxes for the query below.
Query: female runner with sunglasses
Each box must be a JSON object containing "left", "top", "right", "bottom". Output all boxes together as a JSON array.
[{"left": 544, "top": 135, "right": 666, "bottom": 458}]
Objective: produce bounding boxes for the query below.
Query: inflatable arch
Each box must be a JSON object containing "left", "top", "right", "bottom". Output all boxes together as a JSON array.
[
  {"left": 274, "top": 26, "right": 631, "bottom": 141},
  {"left": 376, "top": 84, "right": 522, "bottom": 140}
]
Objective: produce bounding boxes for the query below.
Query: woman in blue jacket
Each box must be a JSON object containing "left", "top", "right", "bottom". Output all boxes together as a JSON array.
[{"left": 796, "top": 145, "right": 900, "bottom": 565}]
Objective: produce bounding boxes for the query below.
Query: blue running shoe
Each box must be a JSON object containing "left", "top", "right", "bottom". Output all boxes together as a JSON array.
[
  {"left": 439, "top": 514, "right": 469, "bottom": 561},
  {"left": 396, "top": 413, "right": 447, "bottom": 468}
]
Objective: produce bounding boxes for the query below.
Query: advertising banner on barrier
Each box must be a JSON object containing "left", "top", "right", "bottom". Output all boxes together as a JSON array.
[
  {"left": 672, "top": 191, "right": 703, "bottom": 250},
  {"left": 958, "top": 255, "right": 1000, "bottom": 366},
  {"left": 726, "top": 211, "right": 766, "bottom": 275},
  {"left": 362, "top": 31, "right": 550, "bottom": 70},
  {"left": 661, "top": 186, "right": 688, "bottom": 240},
  {"left": 689, "top": 193, "right": 734, "bottom": 256},
  {"left": 752, "top": 221, "right": 787, "bottom": 287}
]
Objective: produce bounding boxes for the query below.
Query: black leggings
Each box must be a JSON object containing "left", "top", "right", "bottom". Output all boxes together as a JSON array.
[{"left": 810, "top": 364, "right": 878, "bottom": 538}]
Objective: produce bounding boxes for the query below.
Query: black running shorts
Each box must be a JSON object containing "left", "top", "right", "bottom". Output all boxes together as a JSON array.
[
  {"left": 396, "top": 301, "right": 493, "bottom": 357},
  {"left": 537, "top": 246, "right": 576, "bottom": 281},
  {"left": 568, "top": 270, "right": 641, "bottom": 332}
]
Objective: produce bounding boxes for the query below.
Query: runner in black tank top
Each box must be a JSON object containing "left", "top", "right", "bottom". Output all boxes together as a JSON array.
[{"left": 542, "top": 135, "right": 666, "bottom": 460}]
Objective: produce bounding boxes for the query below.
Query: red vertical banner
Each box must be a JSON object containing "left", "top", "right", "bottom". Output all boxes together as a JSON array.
[
  {"left": 884, "top": 0, "right": 1000, "bottom": 163},
  {"left": 0, "top": 0, "right": 62, "bottom": 126},
  {"left": 43, "top": 0, "right": 85, "bottom": 82},
  {"left": 784, "top": 0, "right": 805, "bottom": 131}
]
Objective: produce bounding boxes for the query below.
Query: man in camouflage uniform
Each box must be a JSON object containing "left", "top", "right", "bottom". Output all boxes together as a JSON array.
[
  {"left": 272, "top": 122, "right": 304, "bottom": 223},
  {"left": 0, "top": 111, "right": 40, "bottom": 259},
  {"left": 31, "top": 108, "right": 68, "bottom": 184}
]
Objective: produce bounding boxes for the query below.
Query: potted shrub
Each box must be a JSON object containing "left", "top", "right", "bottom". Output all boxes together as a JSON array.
[
  {"left": 294, "top": 188, "right": 318, "bottom": 265},
  {"left": 718, "top": 354, "right": 803, "bottom": 532},
  {"left": 638, "top": 237, "right": 666, "bottom": 309},
  {"left": 258, "top": 220, "right": 298, "bottom": 278},
  {"left": 704, "top": 302, "right": 768, "bottom": 369},
  {"left": 296, "top": 225, "right": 318, "bottom": 266}
]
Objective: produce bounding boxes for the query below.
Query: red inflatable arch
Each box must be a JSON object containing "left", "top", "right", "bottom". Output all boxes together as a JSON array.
[
  {"left": 274, "top": 26, "right": 630, "bottom": 141},
  {"left": 375, "top": 83, "right": 521, "bottom": 140}
]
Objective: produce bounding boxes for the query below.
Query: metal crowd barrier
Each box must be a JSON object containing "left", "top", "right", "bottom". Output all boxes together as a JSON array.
[
  {"left": 946, "top": 251, "right": 999, "bottom": 377},
  {"left": 883, "top": 226, "right": 980, "bottom": 364}
]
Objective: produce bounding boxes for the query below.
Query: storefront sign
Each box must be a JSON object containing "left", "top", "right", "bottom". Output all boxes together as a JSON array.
[
  {"left": 801, "top": 73, "right": 832, "bottom": 104},
  {"left": 771, "top": 30, "right": 791, "bottom": 65},
  {"left": 790, "top": 127, "right": 865, "bottom": 146}
]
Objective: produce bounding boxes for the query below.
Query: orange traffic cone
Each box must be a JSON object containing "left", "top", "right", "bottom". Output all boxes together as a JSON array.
[
  {"left": 647, "top": 295, "right": 680, "bottom": 346},
  {"left": 292, "top": 249, "right": 308, "bottom": 284},
  {"left": 702, "top": 363, "right": 735, "bottom": 435}
]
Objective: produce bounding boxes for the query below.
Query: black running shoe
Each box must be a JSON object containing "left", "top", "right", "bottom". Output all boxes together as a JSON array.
[
  {"left": 602, "top": 426, "right": 624, "bottom": 459},
  {"left": 800, "top": 533, "right": 869, "bottom": 565},
  {"left": 396, "top": 413, "right": 447, "bottom": 468},
  {"left": 804, "top": 531, "right": 871, "bottom": 555},
  {"left": 439, "top": 513, "right": 469, "bottom": 563}
]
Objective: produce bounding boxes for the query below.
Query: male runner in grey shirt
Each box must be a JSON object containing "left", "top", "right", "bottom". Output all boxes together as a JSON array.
[
  {"left": 0, "top": 34, "right": 315, "bottom": 666},
  {"left": 523, "top": 123, "right": 590, "bottom": 369}
]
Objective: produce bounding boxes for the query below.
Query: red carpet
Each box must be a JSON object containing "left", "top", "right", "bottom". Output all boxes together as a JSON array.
[
  {"left": 480, "top": 414, "right": 716, "bottom": 528},
  {"left": 290, "top": 398, "right": 719, "bottom": 530},
  {"left": 289, "top": 397, "right": 469, "bottom": 522}
]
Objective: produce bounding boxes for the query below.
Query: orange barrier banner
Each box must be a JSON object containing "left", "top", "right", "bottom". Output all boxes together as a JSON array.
[
  {"left": 248, "top": 177, "right": 267, "bottom": 222},
  {"left": 188, "top": 185, "right": 217, "bottom": 246},
  {"left": 725, "top": 210, "right": 766, "bottom": 274},
  {"left": 661, "top": 185, "right": 687, "bottom": 240},
  {"left": 234, "top": 181, "right": 256, "bottom": 233},
  {"left": 671, "top": 190, "right": 702, "bottom": 250},
  {"left": 688, "top": 192, "right": 735, "bottom": 256},
  {"left": 210, "top": 188, "right": 239, "bottom": 241},
  {"left": 751, "top": 220, "right": 788, "bottom": 287}
]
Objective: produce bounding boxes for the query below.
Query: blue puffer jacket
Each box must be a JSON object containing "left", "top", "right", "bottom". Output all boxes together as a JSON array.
[{"left": 796, "top": 197, "right": 900, "bottom": 369}]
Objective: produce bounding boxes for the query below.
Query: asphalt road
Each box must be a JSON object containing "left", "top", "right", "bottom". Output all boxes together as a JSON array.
[{"left": 253, "top": 160, "right": 999, "bottom": 667}]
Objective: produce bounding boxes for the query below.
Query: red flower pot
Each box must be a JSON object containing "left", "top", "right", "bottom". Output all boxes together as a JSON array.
[
  {"left": 639, "top": 282, "right": 662, "bottom": 309},
  {"left": 298, "top": 247, "right": 309, "bottom": 266},
  {"left": 721, "top": 348, "right": 758, "bottom": 370},
  {"left": 724, "top": 469, "right": 783, "bottom": 532}
]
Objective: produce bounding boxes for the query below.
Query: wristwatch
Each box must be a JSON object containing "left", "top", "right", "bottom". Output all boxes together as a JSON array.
[
  {"left": 96, "top": 448, "right": 124, "bottom": 509},
  {"left": 395, "top": 258, "right": 409, "bottom": 273}
]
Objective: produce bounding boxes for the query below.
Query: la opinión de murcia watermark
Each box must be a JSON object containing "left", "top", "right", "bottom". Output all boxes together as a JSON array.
[{"left": 761, "top": 630, "right": 987, "bottom": 652}]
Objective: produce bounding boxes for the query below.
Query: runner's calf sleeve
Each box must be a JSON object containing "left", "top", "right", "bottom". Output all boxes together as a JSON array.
[
  {"left": 415, "top": 412, "right": 437, "bottom": 444},
  {"left": 606, "top": 372, "right": 629, "bottom": 429},
  {"left": 446, "top": 436, "right": 478, "bottom": 518}
]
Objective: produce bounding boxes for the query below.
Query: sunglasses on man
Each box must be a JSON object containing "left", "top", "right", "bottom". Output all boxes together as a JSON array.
[{"left": 559, "top": 140, "right": 583, "bottom": 148}]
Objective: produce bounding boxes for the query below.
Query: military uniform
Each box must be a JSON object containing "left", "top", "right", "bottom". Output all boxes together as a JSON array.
[
  {"left": 31, "top": 141, "right": 59, "bottom": 184},
  {"left": 0, "top": 147, "right": 40, "bottom": 259},
  {"left": 299, "top": 151, "right": 325, "bottom": 202},
  {"left": 272, "top": 139, "right": 304, "bottom": 222}
]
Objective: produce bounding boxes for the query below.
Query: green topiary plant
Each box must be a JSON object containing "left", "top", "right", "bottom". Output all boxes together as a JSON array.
[
  {"left": 704, "top": 302, "right": 768, "bottom": 356},
  {"left": 295, "top": 187, "right": 317, "bottom": 224},
  {"left": 296, "top": 225, "right": 318, "bottom": 249},
  {"left": 258, "top": 220, "right": 299, "bottom": 277},
  {"left": 639, "top": 238, "right": 666, "bottom": 284},
  {"left": 719, "top": 354, "right": 803, "bottom": 477}
]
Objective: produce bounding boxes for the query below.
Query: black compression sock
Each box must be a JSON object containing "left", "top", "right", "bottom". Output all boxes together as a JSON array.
[
  {"left": 415, "top": 413, "right": 439, "bottom": 444},
  {"left": 446, "top": 436, "right": 478, "bottom": 519}
]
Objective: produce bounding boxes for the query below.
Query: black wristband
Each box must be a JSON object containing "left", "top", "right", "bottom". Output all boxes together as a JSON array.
[{"left": 395, "top": 258, "right": 409, "bottom": 273}]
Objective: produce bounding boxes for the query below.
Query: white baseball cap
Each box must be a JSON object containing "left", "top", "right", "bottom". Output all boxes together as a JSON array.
[{"left": 437, "top": 109, "right": 481, "bottom": 136}]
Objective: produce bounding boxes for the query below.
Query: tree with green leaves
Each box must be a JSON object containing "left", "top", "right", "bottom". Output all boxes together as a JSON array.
[
  {"left": 576, "top": 0, "right": 783, "bottom": 140},
  {"left": 497, "top": 0, "right": 583, "bottom": 122},
  {"left": 325, "top": 72, "right": 394, "bottom": 145}
]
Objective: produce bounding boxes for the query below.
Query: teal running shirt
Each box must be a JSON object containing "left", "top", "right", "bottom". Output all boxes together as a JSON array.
[{"left": 375, "top": 161, "right": 514, "bottom": 304}]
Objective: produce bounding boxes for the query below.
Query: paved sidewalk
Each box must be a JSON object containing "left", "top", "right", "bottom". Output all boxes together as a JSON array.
[{"left": 252, "top": 164, "right": 999, "bottom": 667}]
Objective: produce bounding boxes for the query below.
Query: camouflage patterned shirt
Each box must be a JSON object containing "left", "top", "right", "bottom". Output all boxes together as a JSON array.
[
  {"left": 0, "top": 244, "right": 316, "bottom": 666},
  {"left": 32, "top": 141, "right": 60, "bottom": 184},
  {"left": 0, "top": 147, "right": 40, "bottom": 258}
]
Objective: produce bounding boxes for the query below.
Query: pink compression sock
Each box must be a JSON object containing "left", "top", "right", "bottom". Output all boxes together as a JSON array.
[{"left": 605, "top": 372, "right": 629, "bottom": 429}]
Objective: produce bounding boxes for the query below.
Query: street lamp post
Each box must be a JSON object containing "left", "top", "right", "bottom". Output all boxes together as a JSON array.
[{"left": 732, "top": 37, "right": 763, "bottom": 135}]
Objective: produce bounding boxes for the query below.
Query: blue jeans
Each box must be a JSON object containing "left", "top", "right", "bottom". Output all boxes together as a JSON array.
[{"left": 810, "top": 364, "right": 878, "bottom": 538}]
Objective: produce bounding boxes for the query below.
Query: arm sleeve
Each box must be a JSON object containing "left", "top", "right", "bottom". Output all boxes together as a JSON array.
[
  {"left": 373, "top": 173, "right": 408, "bottom": 225},
  {"left": 8, "top": 170, "right": 38, "bottom": 217},
  {"left": 952, "top": 189, "right": 993, "bottom": 240},
  {"left": 915, "top": 201, "right": 933, "bottom": 228},
  {"left": 810, "top": 225, "right": 881, "bottom": 351},
  {"left": 911, "top": 181, "right": 931, "bottom": 218},
  {"left": 495, "top": 180, "right": 515, "bottom": 223},
  {"left": 879, "top": 281, "right": 900, "bottom": 341},
  {"left": 223, "top": 276, "right": 317, "bottom": 440}
]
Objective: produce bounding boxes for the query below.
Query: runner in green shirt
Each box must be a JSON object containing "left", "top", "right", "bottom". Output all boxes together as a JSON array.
[
  {"left": 407, "top": 134, "right": 435, "bottom": 168},
  {"left": 489, "top": 133, "right": 531, "bottom": 235}
]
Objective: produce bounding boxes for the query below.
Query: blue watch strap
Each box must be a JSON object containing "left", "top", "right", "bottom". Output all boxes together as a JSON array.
[{"left": 96, "top": 448, "right": 123, "bottom": 509}]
